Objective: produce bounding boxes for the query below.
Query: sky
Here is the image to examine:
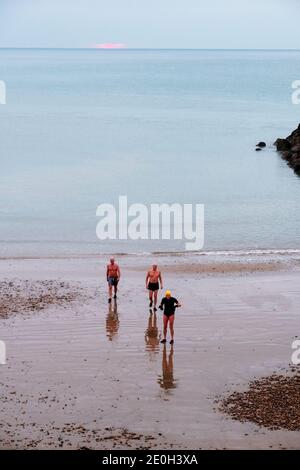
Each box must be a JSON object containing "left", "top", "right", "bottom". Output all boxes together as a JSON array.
[{"left": 0, "top": 0, "right": 299, "bottom": 49}]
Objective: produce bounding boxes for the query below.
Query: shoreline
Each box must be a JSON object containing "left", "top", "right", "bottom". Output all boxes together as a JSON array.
[
  {"left": 1, "top": 249, "right": 300, "bottom": 278},
  {"left": 1, "top": 247, "right": 300, "bottom": 258}
]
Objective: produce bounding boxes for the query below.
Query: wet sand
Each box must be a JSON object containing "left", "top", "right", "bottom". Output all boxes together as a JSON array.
[{"left": 1, "top": 254, "right": 300, "bottom": 449}]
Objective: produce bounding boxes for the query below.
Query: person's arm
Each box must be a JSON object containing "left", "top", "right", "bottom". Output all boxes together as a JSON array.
[
  {"left": 117, "top": 265, "right": 121, "bottom": 280},
  {"left": 159, "top": 297, "right": 165, "bottom": 310},
  {"left": 174, "top": 298, "right": 181, "bottom": 308},
  {"left": 159, "top": 272, "right": 163, "bottom": 289},
  {"left": 106, "top": 265, "right": 109, "bottom": 281},
  {"left": 145, "top": 271, "right": 149, "bottom": 288}
]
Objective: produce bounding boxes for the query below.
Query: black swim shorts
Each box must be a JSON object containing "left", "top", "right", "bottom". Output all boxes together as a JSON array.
[{"left": 148, "top": 282, "right": 159, "bottom": 291}]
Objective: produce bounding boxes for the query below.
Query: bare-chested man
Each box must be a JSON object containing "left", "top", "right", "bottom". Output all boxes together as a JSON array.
[
  {"left": 145, "top": 264, "right": 163, "bottom": 311},
  {"left": 106, "top": 258, "right": 121, "bottom": 303}
]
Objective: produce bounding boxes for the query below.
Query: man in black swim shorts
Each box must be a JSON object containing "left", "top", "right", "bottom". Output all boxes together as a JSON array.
[{"left": 145, "top": 264, "right": 163, "bottom": 311}]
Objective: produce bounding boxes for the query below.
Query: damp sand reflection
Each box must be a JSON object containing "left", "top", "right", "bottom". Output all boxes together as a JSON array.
[
  {"left": 106, "top": 300, "right": 119, "bottom": 342},
  {"left": 144, "top": 310, "right": 160, "bottom": 360},
  {"left": 158, "top": 344, "right": 177, "bottom": 393}
]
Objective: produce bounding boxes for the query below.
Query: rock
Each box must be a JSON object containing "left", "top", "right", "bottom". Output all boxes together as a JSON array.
[
  {"left": 274, "top": 124, "right": 300, "bottom": 175},
  {"left": 280, "top": 151, "right": 292, "bottom": 161},
  {"left": 290, "top": 154, "right": 300, "bottom": 167},
  {"left": 255, "top": 147, "right": 262, "bottom": 151},
  {"left": 294, "top": 163, "right": 300, "bottom": 175},
  {"left": 274, "top": 138, "right": 291, "bottom": 151},
  {"left": 218, "top": 368, "right": 300, "bottom": 431},
  {"left": 256, "top": 141, "right": 266, "bottom": 148}
]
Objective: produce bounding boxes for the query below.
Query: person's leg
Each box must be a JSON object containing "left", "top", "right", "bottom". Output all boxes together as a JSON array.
[
  {"left": 149, "top": 289, "right": 153, "bottom": 307},
  {"left": 169, "top": 315, "right": 175, "bottom": 342},
  {"left": 114, "top": 281, "right": 118, "bottom": 298},
  {"left": 162, "top": 315, "right": 169, "bottom": 341},
  {"left": 153, "top": 290, "right": 158, "bottom": 309},
  {"left": 108, "top": 282, "right": 112, "bottom": 302}
]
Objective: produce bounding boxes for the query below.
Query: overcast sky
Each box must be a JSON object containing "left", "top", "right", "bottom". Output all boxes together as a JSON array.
[{"left": 0, "top": 0, "right": 299, "bottom": 49}]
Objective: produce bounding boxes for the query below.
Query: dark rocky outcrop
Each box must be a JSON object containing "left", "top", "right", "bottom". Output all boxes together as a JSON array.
[
  {"left": 274, "top": 124, "right": 300, "bottom": 175},
  {"left": 274, "top": 138, "right": 291, "bottom": 151}
]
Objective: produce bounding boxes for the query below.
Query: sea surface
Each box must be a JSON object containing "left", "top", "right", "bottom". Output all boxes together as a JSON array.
[{"left": 0, "top": 49, "right": 300, "bottom": 257}]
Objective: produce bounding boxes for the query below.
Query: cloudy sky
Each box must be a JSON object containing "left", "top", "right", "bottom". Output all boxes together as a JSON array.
[{"left": 0, "top": 0, "right": 299, "bottom": 49}]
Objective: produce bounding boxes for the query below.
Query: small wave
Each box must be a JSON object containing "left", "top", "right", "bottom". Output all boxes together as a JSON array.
[
  {"left": 1, "top": 245, "right": 300, "bottom": 260},
  {"left": 141, "top": 248, "right": 300, "bottom": 257},
  {"left": 194, "top": 248, "right": 300, "bottom": 257}
]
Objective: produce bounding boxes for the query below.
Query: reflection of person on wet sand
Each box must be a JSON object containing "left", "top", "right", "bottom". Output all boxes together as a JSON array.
[
  {"left": 106, "top": 300, "right": 119, "bottom": 341},
  {"left": 145, "top": 311, "right": 160, "bottom": 355},
  {"left": 158, "top": 344, "right": 176, "bottom": 391}
]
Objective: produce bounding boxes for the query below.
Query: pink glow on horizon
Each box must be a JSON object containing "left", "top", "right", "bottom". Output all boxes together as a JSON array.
[{"left": 93, "top": 43, "right": 127, "bottom": 49}]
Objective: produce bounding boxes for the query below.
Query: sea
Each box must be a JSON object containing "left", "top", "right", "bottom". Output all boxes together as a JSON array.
[{"left": 0, "top": 49, "right": 300, "bottom": 257}]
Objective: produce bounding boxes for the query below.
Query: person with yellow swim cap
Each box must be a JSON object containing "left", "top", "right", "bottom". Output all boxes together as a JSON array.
[{"left": 159, "top": 290, "right": 181, "bottom": 344}]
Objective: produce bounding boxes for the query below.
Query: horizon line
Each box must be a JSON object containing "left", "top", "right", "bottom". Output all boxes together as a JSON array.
[{"left": 0, "top": 47, "right": 300, "bottom": 51}]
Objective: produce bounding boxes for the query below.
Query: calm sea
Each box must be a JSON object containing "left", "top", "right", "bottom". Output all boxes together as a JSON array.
[{"left": 0, "top": 49, "right": 300, "bottom": 257}]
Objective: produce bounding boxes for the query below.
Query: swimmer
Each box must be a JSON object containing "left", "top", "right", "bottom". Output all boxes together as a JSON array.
[
  {"left": 145, "top": 264, "right": 163, "bottom": 311},
  {"left": 159, "top": 290, "right": 181, "bottom": 344}
]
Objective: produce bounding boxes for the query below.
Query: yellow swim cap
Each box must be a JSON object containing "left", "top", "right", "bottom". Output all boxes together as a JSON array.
[{"left": 165, "top": 290, "right": 171, "bottom": 297}]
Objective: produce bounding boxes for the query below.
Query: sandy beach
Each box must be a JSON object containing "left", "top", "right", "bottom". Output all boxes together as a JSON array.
[{"left": 1, "top": 252, "right": 300, "bottom": 449}]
